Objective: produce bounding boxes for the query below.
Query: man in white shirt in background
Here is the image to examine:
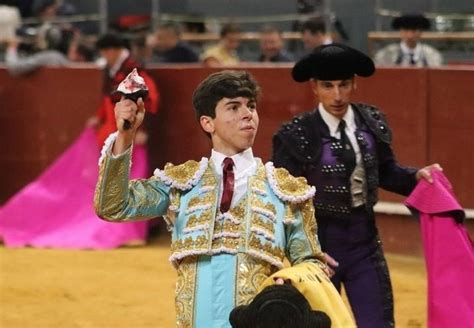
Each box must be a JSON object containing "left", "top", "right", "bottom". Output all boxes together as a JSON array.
[{"left": 374, "top": 13, "right": 443, "bottom": 67}]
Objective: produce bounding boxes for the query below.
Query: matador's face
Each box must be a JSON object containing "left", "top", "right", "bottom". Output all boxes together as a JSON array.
[
  {"left": 200, "top": 96, "right": 259, "bottom": 156},
  {"left": 311, "top": 78, "right": 356, "bottom": 119}
]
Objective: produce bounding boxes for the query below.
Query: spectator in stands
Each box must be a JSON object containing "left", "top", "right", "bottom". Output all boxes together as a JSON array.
[
  {"left": 374, "top": 13, "right": 443, "bottom": 67},
  {"left": 32, "top": 0, "right": 75, "bottom": 20},
  {"left": 257, "top": 24, "right": 293, "bottom": 62},
  {"left": 0, "top": 3, "right": 21, "bottom": 41},
  {"left": 300, "top": 18, "right": 332, "bottom": 55},
  {"left": 68, "top": 40, "right": 95, "bottom": 62},
  {"left": 151, "top": 22, "right": 199, "bottom": 63},
  {"left": 5, "top": 25, "right": 80, "bottom": 76},
  {"left": 201, "top": 22, "right": 241, "bottom": 66},
  {"left": 87, "top": 33, "right": 159, "bottom": 146},
  {"left": 32, "top": 0, "right": 59, "bottom": 22}
]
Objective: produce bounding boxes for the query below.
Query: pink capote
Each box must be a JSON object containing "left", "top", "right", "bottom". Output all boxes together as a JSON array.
[
  {"left": 0, "top": 127, "right": 149, "bottom": 249},
  {"left": 405, "top": 170, "right": 474, "bottom": 328}
]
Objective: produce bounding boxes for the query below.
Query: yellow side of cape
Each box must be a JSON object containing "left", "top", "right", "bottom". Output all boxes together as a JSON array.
[{"left": 259, "top": 262, "right": 356, "bottom": 328}]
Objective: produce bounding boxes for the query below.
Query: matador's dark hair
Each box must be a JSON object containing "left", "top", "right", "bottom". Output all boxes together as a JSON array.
[{"left": 192, "top": 70, "right": 260, "bottom": 121}]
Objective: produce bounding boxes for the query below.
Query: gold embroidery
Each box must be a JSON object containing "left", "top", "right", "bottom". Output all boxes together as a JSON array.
[
  {"left": 250, "top": 197, "right": 276, "bottom": 216},
  {"left": 187, "top": 194, "right": 214, "bottom": 208},
  {"left": 184, "top": 210, "right": 213, "bottom": 231},
  {"left": 273, "top": 167, "right": 313, "bottom": 199},
  {"left": 254, "top": 160, "right": 267, "bottom": 179},
  {"left": 214, "top": 220, "right": 241, "bottom": 234},
  {"left": 163, "top": 160, "right": 201, "bottom": 186},
  {"left": 170, "top": 188, "right": 181, "bottom": 210},
  {"left": 235, "top": 254, "right": 276, "bottom": 306},
  {"left": 171, "top": 235, "right": 209, "bottom": 253},
  {"left": 251, "top": 214, "right": 275, "bottom": 235},
  {"left": 201, "top": 164, "right": 218, "bottom": 186},
  {"left": 211, "top": 196, "right": 247, "bottom": 251},
  {"left": 288, "top": 239, "right": 308, "bottom": 263},
  {"left": 95, "top": 151, "right": 137, "bottom": 221},
  {"left": 176, "top": 256, "right": 198, "bottom": 328},
  {"left": 248, "top": 235, "right": 285, "bottom": 262},
  {"left": 212, "top": 237, "right": 240, "bottom": 250},
  {"left": 94, "top": 155, "right": 108, "bottom": 214},
  {"left": 251, "top": 179, "right": 267, "bottom": 193},
  {"left": 182, "top": 166, "right": 218, "bottom": 232},
  {"left": 285, "top": 203, "right": 295, "bottom": 222},
  {"left": 228, "top": 203, "right": 246, "bottom": 221},
  {"left": 299, "top": 199, "right": 325, "bottom": 261}
]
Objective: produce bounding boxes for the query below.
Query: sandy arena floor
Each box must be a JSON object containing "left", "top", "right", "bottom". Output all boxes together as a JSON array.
[{"left": 0, "top": 234, "right": 427, "bottom": 328}]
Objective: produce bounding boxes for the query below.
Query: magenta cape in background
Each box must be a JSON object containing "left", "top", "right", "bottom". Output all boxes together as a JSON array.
[
  {"left": 405, "top": 170, "right": 474, "bottom": 328},
  {"left": 0, "top": 127, "right": 149, "bottom": 249}
]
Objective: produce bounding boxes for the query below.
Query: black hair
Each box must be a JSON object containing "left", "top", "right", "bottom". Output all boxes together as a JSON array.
[
  {"left": 260, "top": 24, "right": 283, "bottom": 36},
  {"left": 220, "top": 23, "right": 241, "bottom": 38},
  {"left": 33, "top": 0, "right": 57, "bottom": 16},
  {"left": 96, "top": 33, "right": 128, "bottom": 50},
  {"left": 192, "top": 70, "right": 260, "bottom": 122},
  {"left": 158, "top": 22, "right": 183, "bottom": 36},
  {"left": 44, "top": 26, "right": 74, "bottom": 55},
  {"left": 76, "top": 43, "right": 95, "bottom": 61},
  {"left": 301, "top": 18, "right": 326, "bottom": 35}
]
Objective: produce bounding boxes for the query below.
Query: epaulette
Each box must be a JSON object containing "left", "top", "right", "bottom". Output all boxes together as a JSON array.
[
  {"left": 273, "top": 111, "right": 321, "bottom": 163},
  {"left": 265, "top": 162, "right": 315, "bottom": 204},
  {"left": 153, "top": 157, "right": 209, "bottom": 191},
  {"left": 354, "top": 103, "right": 392, "bottom": 144}
]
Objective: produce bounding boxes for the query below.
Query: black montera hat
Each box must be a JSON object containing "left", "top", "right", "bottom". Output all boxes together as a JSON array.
[
  {"left": 292, "top": 43, "right": 375, "bottom": 82},
  {"left": 229, "top": 284, "right": 331, "bottom": 328},
  {"left": 392, "top": 13, "right": 431, "bottom": 30}
]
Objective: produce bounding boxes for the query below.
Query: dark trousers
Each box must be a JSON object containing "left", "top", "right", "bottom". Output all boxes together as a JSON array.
[{"left": 318, "top": 207, "right": 395, "bottom": 328}]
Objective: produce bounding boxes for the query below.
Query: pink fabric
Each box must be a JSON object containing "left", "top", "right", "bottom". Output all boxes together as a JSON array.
[
  {"left": 0, "top": 127, "right": 149, "bottom": 249},
  {"left": 405, "top": 170, "right": 474, "bottom": 328}
]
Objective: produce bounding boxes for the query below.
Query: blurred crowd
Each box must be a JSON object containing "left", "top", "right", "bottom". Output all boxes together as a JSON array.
[{"left": 0, "top": 0, "right": 446, "bottom": 77}]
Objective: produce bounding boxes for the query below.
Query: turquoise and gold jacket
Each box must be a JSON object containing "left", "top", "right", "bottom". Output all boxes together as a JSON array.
[{"left": 94, "top": 135, "right": 325, "bottom": 327}]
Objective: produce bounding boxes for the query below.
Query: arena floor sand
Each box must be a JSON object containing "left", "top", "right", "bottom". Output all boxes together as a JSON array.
[{"left": 0, "top": 234, "right": 426, "bottom": 328}]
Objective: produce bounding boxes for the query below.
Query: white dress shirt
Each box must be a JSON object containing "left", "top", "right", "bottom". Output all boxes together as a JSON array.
[
  {"left": 400, "top": 41, "right": 424, "bottom": 66},
  {"left": 318, "top": 104, "right": 361, "bottom": 164},
  {"left": 210, "top": 148, "right": 257, "bottom": 207}
]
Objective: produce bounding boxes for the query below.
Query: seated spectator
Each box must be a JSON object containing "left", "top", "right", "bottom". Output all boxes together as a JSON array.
[
  {"left": 374, "top": 13, "right": 443, "bottom": 67},
  {"left": 300, "top": 18, "right": 332, "bottom": 55},
  {"left": 151, "top": 22, "right": 199, "bottom": 63},
  {"left": 201, "top": 22, "right": 241, "bottom": 66},
  {"left": 32, "top": 0, "right": 75, "bottom": 20},
  {"left": 32, "top": 0, "right": 59, "bottom": 22},
  {"left": 258, "top": 24, "right": 293, "bottom": 62},
  {"left": 0, "top": 4, "right": 21, "bottom": 42},
  {"left": 68, "top": 40, "right": 95, "bottom": 62},
  {"left": 5, "top": 25, "right": 80, "bottom": 76}
]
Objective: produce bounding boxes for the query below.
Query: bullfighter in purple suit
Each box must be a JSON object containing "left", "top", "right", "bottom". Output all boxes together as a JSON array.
[{"left": 272, "top": 43, "right": 440, "bottom": 328}]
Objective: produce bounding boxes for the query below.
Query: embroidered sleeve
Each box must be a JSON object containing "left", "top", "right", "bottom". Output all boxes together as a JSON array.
[
  {"left": 94, "top": 146, "right": 171, "bottom": 222},
  {"left": 285, "top": 199, "right": 325, "bottom": 265}
]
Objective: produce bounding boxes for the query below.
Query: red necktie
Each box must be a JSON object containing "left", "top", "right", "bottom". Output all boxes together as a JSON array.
[{"left": 220, "top": 157, "right": 234, "bottom": 213}]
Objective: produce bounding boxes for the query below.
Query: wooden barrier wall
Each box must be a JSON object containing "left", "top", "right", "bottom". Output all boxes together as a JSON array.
[
  {"left": 0, "top": 65, "right": 473, "bottom": 211},
  {"left": 0, "top": 67, "right": 102, "bottom": 204}
]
